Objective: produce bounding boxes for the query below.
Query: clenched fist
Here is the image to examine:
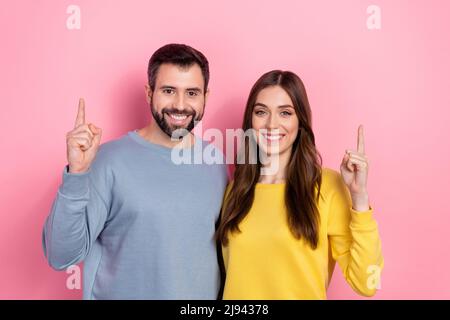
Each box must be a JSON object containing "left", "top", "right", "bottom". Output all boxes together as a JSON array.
[{"left": 66, "top": 98, "right": 102, "bottom": 173}]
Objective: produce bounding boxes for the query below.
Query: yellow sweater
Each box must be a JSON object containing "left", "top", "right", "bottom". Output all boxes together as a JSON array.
[{"left": 221, "top": 168, "right": 384, "bottom": 299}]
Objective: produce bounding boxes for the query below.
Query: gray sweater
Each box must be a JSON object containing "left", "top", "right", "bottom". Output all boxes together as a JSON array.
[{"left": 42, "top": 130, "right": 228, "bottom": 299}]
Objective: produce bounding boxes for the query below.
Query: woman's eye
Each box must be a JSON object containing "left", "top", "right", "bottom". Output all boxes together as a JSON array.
[
  {"left": 280, "top": 111, "right": 292, "bottom": 116},
  {"left": 255, "top": 110, "right": 266, "bottom": 116}
]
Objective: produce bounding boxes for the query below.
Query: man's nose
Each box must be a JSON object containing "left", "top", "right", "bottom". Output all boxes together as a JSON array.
[{"left": 172, "top": 93, "right": 187, "bottom": 111}]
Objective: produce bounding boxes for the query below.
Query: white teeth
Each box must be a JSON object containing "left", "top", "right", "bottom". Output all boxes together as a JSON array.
[
  {"left": 263, "top": 134, "right": 284, "bottom": 141},
  {"left": 169, "top": 114, "right": 188, "bottom": 120}
]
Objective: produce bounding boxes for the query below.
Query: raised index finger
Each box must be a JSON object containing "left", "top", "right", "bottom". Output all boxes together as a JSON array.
[
  {"left": 75, "top": 98, "right": 85, "bottom": 128},
  {"left": 357, "top": 124, "right": 365, "bottom": 154}
]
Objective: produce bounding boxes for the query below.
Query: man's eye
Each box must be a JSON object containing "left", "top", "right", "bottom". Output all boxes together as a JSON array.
[
  {"left": 187, "top": 91, "right": 198, "bottom": 97},
  {"left": 163, "top": 89, "right": 174, "bottom": 94}
]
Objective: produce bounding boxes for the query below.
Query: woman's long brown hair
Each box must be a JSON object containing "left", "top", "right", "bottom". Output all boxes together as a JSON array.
[{"left": 216, "top": 70, "right": 323, "bottom": 249}]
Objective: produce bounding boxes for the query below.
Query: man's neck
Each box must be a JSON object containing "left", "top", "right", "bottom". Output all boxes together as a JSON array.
[{"left": 137, "top": 121, "right": 195, "bottom": 149}]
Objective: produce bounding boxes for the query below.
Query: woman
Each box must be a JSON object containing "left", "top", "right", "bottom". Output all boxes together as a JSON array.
[{"left": 216, "top": 70, "right": 384, "bottom": 299}]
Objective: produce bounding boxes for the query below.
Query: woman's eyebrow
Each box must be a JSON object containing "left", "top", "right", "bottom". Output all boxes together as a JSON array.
[
  {"left": 277, "top": 104, "right": 294, "bottom": 109},
  {"left": 254, "top": 103, "right": 268, "bottom": 108},
  {"left": 254, "top": 103, "right": 294, "bottom": 109}
]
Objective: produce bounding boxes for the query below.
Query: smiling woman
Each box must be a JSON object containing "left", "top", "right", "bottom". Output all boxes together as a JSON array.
[
  {"left": 216, "top": 70, "right": 384, "bottom": 299},
  {"left": 251, "top": 86, "right": 300, "bottom": 162}
]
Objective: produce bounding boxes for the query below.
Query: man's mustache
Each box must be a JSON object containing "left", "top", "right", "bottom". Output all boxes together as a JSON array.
[{"left": 162, "top": 108, "right": 196, "bottom": 117}]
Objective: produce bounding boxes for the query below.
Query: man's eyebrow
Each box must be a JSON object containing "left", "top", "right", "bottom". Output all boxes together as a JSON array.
[
  {"left": 254, "top": 103, "right": 294, "bottom": 109},
  {"left": 159, "top": 85, "right": 176, "bottom": 90},
  {"left": 159, "top": 85, "right": 203, "bottom": 93},
  {"left": 186, "top": 87, "right": 203, "bottom": 93}
]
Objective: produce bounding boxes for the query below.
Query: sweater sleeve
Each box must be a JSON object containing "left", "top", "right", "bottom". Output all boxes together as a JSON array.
[
  {"left": 327, "top": 170, "right": 384, "bottom": 297},
  {"left": 42, "top": 149, "right": 112, "bottom": 271}
]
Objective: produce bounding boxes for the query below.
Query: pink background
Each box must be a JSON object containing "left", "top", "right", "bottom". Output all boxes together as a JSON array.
[{"left": 1, "top": 0, "right": 449, "bottom": 299}]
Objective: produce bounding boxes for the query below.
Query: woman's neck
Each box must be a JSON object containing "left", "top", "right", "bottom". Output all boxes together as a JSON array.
[{"left": 258, "top": 149, "right": 291, "bottom": 184}]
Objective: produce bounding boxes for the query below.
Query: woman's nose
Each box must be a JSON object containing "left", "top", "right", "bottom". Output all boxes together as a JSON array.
[{"left": 265, "top": 114, "right": 279, "bottom": 129}]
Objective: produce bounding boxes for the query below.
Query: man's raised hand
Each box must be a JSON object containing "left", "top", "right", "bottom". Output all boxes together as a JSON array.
[{"left": 66, "top": 98, "right": 102, "bottom": 173}]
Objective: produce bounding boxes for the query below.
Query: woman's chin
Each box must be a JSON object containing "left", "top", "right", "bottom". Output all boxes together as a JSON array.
[{"left": 259, "top": 145, "right": 286, "bottom": 157}]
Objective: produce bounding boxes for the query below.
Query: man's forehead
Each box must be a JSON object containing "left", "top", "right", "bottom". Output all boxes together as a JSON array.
[{"left": 155, "top": 63, "right": 204, "bottom": 88}]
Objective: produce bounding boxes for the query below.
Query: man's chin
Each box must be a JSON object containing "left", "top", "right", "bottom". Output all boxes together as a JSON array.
[{"left": 165, "top": 125, "right": 193, "bottom": 139}]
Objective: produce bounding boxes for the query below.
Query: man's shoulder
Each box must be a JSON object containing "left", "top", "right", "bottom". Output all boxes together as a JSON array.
[{"left": 94, "top": 131, "right": 135, "bottom": 164}]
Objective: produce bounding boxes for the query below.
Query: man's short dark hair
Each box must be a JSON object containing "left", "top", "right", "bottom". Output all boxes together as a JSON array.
[{"left": 147, "top": 43, "right": 209, "bottom": 93}]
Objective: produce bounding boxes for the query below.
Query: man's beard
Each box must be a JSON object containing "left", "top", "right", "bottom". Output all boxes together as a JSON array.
[{"left": 150, "top": 100, "right": 204, "bottom": 139}]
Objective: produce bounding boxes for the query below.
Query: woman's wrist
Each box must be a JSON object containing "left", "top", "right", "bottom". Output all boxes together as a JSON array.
[{"left": 351, "top": 192, "right": 370, "bottom": 212}]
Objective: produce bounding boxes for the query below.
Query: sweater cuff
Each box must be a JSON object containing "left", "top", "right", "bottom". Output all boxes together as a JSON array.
[
  {"left": 350, "top": 205, "right": 375, "bottom": 226},
  {"left": 59, "top": 165, "right": 90, "bottom": 198}
]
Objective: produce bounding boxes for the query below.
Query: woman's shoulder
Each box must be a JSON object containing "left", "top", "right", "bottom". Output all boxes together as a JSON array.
[
  {"left": 321, "top": 167, "right": 340, "bottom": 180},
  {"left": 320, "top": 167, "right": 344, "bottom": 195}
]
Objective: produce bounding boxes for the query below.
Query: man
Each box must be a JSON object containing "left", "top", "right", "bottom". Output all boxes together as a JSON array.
[{"left": 42, "top": 44, "right": 228, "bottom": 299}]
